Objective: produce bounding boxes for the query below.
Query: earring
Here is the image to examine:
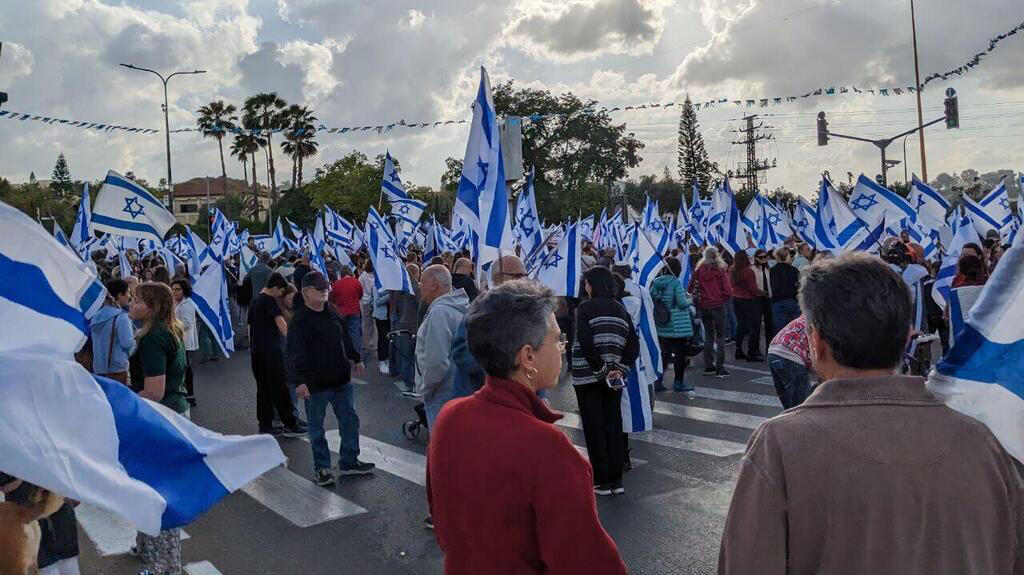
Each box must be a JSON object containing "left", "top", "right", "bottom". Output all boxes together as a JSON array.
[{"left": 527, "top": 368, "right": 537, "bottom": 380}]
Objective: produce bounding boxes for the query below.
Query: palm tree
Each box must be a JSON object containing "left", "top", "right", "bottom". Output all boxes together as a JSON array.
[
  {"left": 280, "top": 105, "right": 319, "bottom": 189},
  {"left": 242, "top": 93, "right": 287, "bottom": 210},
  {"left": 231, "top": 132, "right": 262, "bottom": 219},
  {"left": 196, "top": 101, "right": 238, "bottom": 209}
]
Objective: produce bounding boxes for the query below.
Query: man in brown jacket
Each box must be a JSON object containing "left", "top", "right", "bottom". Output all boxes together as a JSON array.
[{"left": 719, "top": 252, "right": 1024, "bottom": 575}]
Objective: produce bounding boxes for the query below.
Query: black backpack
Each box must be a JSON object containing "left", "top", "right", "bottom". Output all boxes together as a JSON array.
[{"left": 652, "top": 284, "right": 671, "bottom": 326}]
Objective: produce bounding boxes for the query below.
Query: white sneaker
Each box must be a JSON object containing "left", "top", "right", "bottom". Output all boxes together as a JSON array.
[{"left": 380, "top": 360, "right": 390, "bottom": 375}]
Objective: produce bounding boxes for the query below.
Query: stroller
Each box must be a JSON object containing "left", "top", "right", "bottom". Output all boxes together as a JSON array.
[{"left": 386, "top": 328, "right": 428, "bottom": 441}]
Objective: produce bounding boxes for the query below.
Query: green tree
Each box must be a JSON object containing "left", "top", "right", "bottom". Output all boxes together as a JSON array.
[
  {"left": 676, "top": 96, "right": 717, "bottom": 194},
  {"left": 280, "top": 105, "right": 319, "bottom": 189},
  {"left": 50, "top": 153, "right": 73, "bottom": 199},
  {"left": 492, "top": 81, "right": 644, "bottom": 222},
  {"left": 304, "top": 151, "right": 391, "bottom": 220},
  {"left": 232, "top": 132, "right": 264, "bottom": 218},
  {"left": 196, "top": 100, "right": 239, "bottom": 205},
  {"left": 243, "top": 93, "right": 287, "bottom": 208}
]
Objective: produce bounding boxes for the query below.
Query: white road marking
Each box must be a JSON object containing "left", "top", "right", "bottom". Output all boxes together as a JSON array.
[
  {"left": 652, "top": 401, "right": 768, "bottom": 430},
  {"left": 240, "top": 465, "right": 367, "bottom": 527},
  {"left": 555, "top": 411, "right": 747, "bottom": 458},
  {"left": 76, "top": 504, "right": 189, "bottom": 557},
  {"left": 186, "top": 561, "right": 224, "bottom": 575},
  {"left": 690, "top": 386, "right": 781, "bottom": 407},
  {"left": 722, "top": 363, "right": 772, "bottom": 376}
]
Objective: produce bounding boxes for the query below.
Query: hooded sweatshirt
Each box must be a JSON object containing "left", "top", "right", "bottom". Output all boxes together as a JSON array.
[
  {"left": 415, "top": 288, "right": 469, "bottom": 401},
  {"left": 90, "top": 303, "right": 136, "bottom": 375}
]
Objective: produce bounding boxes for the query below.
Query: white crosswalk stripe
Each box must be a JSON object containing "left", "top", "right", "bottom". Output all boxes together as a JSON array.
[
  {"left": 652, "top": 402, "right": 768, "bottom": 430},
  {"left": 240, "top": 465, "right": 368, "bottom": 526},
  {"left": 690, "top": 386, "right": 781, "bottom": 407},
  {"left": 75, "top": 504, "right": 190, "bottom": 557},
  {"left": 554, "top": 411, "right": 748, "bottom": 458},
  {"left": 186, "top": 561, "right": 225, "bottom": 575}
]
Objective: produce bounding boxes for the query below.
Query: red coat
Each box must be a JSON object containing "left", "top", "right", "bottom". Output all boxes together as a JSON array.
[
  {"left": 427, "top": 376, "right": 627, "bottom": 575},
  {"left": 328, "top": 276, "right": 362, "bottom": 316},
  {"left": 690, "top": 264, "right": 734, "bottom": 309}
]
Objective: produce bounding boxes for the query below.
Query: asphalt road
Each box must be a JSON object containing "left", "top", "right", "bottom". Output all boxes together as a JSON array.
[{"left": 77, "top": 346, "right": 784, "bottom": 575}]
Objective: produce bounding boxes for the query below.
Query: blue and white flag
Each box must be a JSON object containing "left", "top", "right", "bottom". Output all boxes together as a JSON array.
[
  {"left": 846, "top": 211, "right": 887, "bottom": 254},
  {"left": 533, "top": 222, "right": 581, "bottom": 297},
  {"left": 515, "top": 169, "right": 544, "bottom": 257},
  {"left": 0, "top": 200, "right": 105, "bottom": 355},
  {"left": 688, "top": 188, "right": 708, "bottom": 246},
  {"left": 620, "top": 278, "right": 660, "bottom": 433},
  {"left": 52, "top": 221, "right": 77, "bottom": 258},
  {"left": 191, "top": 262, "right": 234, "bottom": 358},
  {"left": 381, "top": 150, "right": 409, "bottom": 202},
  {"left": 848, "top": 174, "right": 917, "bottom": 226},
  {"left": 91, "top": 171, "right": 176, "bottom": 244},
  {"left": 207, "top": 209, "right": 231, "bottom": 264},
  {"left": 908, "top": 176, "right": 950, "bottom": 234},
  {"left": 815, "top": 177, "right": 867, "bottom": 252},
  {"left": 0, "top": 356, "right": 285, "bottom": 536},
  {"left": 926, "top": 229, "right": 1024, "bottom": 463},
  {"left": 239, "top": 245, "right": 259, "bottom": 283},
  {"left": 792, "top": 197, "right": 818, "bottom": 247},
  {"left": 285, "top": 218, "right": 305, "bottom": 245},
  {"left": 390, "top": 198, "right": 427, "bottom": 252},
  {"left": 305, "top": 234, "right": 328, "bottom": 278},
  {"left": 119, "top": 251, "right": 133, "bottom": 280},
  {"left": 709, "top": 180, "right": 744, "bottom": 254},
  {"left": 454, "top": 66, "right": 515, "bottom": 268},
  {"left": 964, "top": 181, "right": 1014, "bottom": 237},
  {"left": 71, "top": 183, "right": 92, "bottom": 256},
  {"left": 324, "top": 207, "right": 354, "bottom": 249},
  {"left": 932, "top": 210, "right": 977, "bottom": 308},
  {"left": 631, "top": 224, "right": 670, "bottom": 289},
  {"left": 366, "top": 217, "right": 414, "bottom": 295}
]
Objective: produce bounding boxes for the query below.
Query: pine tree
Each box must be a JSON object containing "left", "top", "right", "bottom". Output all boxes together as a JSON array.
[
  {"left": 50, "top": 153, "right": 72, "bottom": 198},
  {"left": 676, "top": 96, "right": 716, "bottom": 199}
]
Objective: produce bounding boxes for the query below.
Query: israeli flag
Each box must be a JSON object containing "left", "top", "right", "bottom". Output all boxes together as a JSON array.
[
  {"left": 325, "top": 207, "right": 354, "bottom": 249},
  {"left": 71, "top": 183, "right": 92, "bottom": 256},
  {"left": 533, "top": 222, "right": 581, "bottom": 297},
  {"left": 391, "top": 198, "right": 427, "bottom": 251},
  {"left": 709, "top": 180, "right": 744, "bottom": 255},
  {"left": 454, "top": 66, "right": 515, "bottom": 268},
  {"left": 306, "top": 234, "right": 328, "bottom": 278},
  {"left": 846, "top": 211, "right": 887, "bottom": 254},
  {"left": 792, "top": 197, "right": 818, "bottom": 247},
  {"left": 848, "top": 174, "right": 917, "bottom": 226},
  {"left": 119, "top": 251, "right": 133, "bottom": 280},
  {"left": 932, "top": 210, "right": 977, "bottom": 308},
  {"left": 91, "top": 171, "right": 176, "bottom": 244},
  {"left": 159, "top": 247, "right": 181, "bottom": 277},
  {"left": 365, "top": 206, "right": 396, "bottom": 247},
  {"left": 908, "top": 176, "right": 950, "bottom": 234},
  {"left": 631, "top": 224, "right": 669, "bottom": 289},
  {"left": 0, "top": 356, "right": 285, "bottom": 536},
  {"left": 52, "top": 221, "right": 78, "bottom": 258},
  {"left": 207, "top": 209, "right": 231, "bottom": 264},
  {"left": 239, "top": 245, "right": 259, "bottom": 283},
  {"left": 926, "top": 229, "right": 1024, "bottom": 463},
  {"left": 327, "top": 240, "right": 353, "bottom": 270},
  {"left": 815, "top": 177, "right": 867, "bottom": 251},
  {"left": 365, "top": 217, "right": 413, "bottom": 295},
  {"left": 381, "top": 150, "right": 408, "bottom": 202},
  {"left": 191, "top": 262, "right": 234, "bottom": 358},
  {"left": 620, "top": 278, "right": 660, "bottom": 433},
  {"left": 964, "top": 181, "right": 1014, "bottom": 237},
  {"left": 515, "top": 169, "right": 544, "bottom": 257},
  {"left": 0, "top": 200, "right": 105, "bottom": 355},
  {"left": 688, "top": 188, "right": 707, "bottom": 246}
]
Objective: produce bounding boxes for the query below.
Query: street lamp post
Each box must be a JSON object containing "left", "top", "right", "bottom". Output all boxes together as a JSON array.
[
  {"left": 910, "top": 0, "right": 928, "bottom": 182},
  {"left": 119, "top": 64, "right": 206, "bottom": 214}
]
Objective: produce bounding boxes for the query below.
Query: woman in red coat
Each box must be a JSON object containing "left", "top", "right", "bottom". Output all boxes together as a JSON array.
[{"left": 427, "top": 280, "right": 627, "bottom": 575}]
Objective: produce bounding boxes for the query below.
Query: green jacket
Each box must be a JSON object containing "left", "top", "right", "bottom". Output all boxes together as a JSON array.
[{"left": 650, "top": 275, "right": 693, "bottom": 339}]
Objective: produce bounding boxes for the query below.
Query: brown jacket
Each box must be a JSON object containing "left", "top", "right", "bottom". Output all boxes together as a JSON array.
[{"left": 719, "top": 375, "right": 1024, "bottom": 575}]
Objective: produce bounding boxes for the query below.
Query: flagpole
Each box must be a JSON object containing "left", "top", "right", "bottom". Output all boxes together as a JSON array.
[{"left": 910, "top": 0, "right": 928, "bottom": 182}]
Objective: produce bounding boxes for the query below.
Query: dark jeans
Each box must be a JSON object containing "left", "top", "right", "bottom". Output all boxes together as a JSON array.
[
  {"left": 699, "top": 306, "right": 726, "bottom": 371},
  {"left": 725, "top": 300, "right": 737, "bottom": 340},
  {"left": 305, "top": 384, "right": 360, "bottom": 471},
  {"left": 251, "top": 350, "right": 298, "bottom": 430},
  {"left": 768, "top": 353, "right": 810, "bottom": 409},
  {"left": 341, "top": 314, "right": 363, "bottom": 362},
  {"left": 733, "top": 298, "right": 761, "bottom": 356},
  {"left": 757, "top": 296, "right": 774, "bottom": 347},
  {"left": 574, "top": 382, "right": 625, "bottom": 486},
  {"left": 771, "top": 298, "right": 800, "bottom": 333},
  {"left": 392, "top": 332, "right": 415, "bottom": 389},
  {"left": 657, "top": 337, "right": 691, "bottom": 390},
  {"left": 375, "top": 318, "right": 390, "bottom": 362}
]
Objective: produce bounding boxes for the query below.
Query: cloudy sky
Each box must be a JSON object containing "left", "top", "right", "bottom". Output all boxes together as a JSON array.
[{"left": 1, "top": 0, "right": 1022, "bottom": 199}]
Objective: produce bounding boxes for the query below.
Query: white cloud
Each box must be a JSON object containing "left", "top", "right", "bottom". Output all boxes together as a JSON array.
[
  {"left": 0, "top": 42, "right": 35, "bottom": 85},
  {"left": 400, "top": 9, "right": 429, "bottom": 31}
]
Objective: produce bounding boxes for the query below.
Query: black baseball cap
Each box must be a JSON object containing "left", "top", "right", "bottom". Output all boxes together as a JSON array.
[{"left": 301, "top": 270, "right": 329, "bottom": 290}]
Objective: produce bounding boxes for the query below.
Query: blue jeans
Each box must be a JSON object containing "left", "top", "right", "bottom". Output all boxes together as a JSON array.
[
  {"left": 771, "top": 298, "right": 801, "bottom": 333},
  {"left": 341, "top": 315, "right": 363, "bottom": 362},
  {"left": 392, "top": 332, "right": 415, "bottom": 389},
  {"left": 304, "top": 384, "right": 360, "bottom": 471},
  {"left": 725, "top": 300, "right": 737, "bottom": 340},
  {"left": 768, "top": 354, "right": 810, "bottom": 409}
]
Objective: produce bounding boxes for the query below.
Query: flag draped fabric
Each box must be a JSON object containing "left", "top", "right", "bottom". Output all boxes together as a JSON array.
[
  {"left": 515, "top": 169, "right": 544, "bottom": 258},
  {"left": 72, "top": 183, "right": 92, "bottom": 257},
  {"left": 90, "top": 171, "right": 176, "bottom": 244},
  {"left": 620, "top": 278, "right": 660, "bottom": 433},
  {"left": 908, "top": 176, "right": 950, "bottom": 235},
  {"left": 533, "top": 222, "right": 581, "bottom": 297},
  {"left": 191, "top": 261, "right": 235, "bottom": 358},
  {"left": 381, "top": 151, "right": 408, "bottom": 201},
  {"left": 932, "top": 210, "right": 977, "bottom": 309},
  {"left": 926, "top": 229, "right": 1024, "bottom": 463}
]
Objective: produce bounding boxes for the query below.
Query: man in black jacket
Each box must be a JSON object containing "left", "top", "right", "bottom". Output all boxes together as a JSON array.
[
  {"left": 288, "top": 271, "right": 375, "bottom": 486},
  {"left": 450, "top": 257, "right": 478, "bottom": 302},
  {"left": 769, "top": 247, "right": 801, "bottom": 333}
]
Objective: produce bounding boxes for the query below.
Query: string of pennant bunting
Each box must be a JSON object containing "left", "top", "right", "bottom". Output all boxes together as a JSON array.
[{"left": 0, "top": 20, "right": 1020, "bottom": 138}]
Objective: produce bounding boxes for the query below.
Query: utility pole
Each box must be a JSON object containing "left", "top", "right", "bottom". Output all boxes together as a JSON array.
[
  {"left": 910, "top": 0, "right": 928, "bottom": 182},
  {"left": 730, "top": 114, "right": 776, "bottom": 193}
]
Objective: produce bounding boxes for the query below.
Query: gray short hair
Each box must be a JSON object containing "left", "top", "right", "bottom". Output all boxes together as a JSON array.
[
  {"left": 466, "top": 279, "right": 556, "bottom": 378},
  {"left": 799, "top": 252, "right": 911, "bottom": 370}
]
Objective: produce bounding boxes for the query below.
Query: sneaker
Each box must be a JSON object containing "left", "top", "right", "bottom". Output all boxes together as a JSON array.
[
  {"left": 186, "top": 395, "right": 197, "bottom": 407},
  {"left": 281, "top": 422, "right": 308, "bottom": 438},
  {"left": 735, "top": 350, "right": 748, "bottom": 360},
  {"left": 703, "top": 368, "right": 717, "bottom": 376},
  {"left": 314, "top": 468, "right": 335, "bottom": 487},
  {"left": 594, "top": 484, "right": 613, "bottom": 496},
  {"left": 379, "top": 360, "right": 390, "bottom": 375},
  {"left": 423, "top": 515, "right": 434, "bottom": 530},
  {"left": 610, "top": 481, "right": 625, "bottom": 495},
  {"left": 337, "top": 461, "right": 376, "bottom": 476},
  {"left": 716, "top": 368, "right": 731, "bottom": 378},
  {"left": 747, "top": 354, "right": 765, "bottom": 362},
  {"left": 259, "top": 427, "right": 284, "bottom": 437},
  {"left": 653, "top": 382, "right": 667, "bottom": 392}
]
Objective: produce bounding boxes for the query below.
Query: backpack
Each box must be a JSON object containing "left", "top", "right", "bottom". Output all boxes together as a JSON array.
[{"left": 652, "top": 283, "right": 671, "bottom": 326}]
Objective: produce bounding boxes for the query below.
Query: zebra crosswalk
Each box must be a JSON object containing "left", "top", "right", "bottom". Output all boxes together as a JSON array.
[{"left": 76, "top": 376, "right": 781, "bottom": 564}]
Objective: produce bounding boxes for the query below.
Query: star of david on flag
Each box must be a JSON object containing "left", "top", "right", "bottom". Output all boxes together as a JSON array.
[{"left": 90, "top": 171, "right": 176, "bottom": 244}]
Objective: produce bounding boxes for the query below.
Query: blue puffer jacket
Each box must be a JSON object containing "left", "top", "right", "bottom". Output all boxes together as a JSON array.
[{"left": 650, "top": 275, "right": 693, "bottom": 339}]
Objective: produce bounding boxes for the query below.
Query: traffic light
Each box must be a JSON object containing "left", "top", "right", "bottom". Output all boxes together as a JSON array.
[
  {"left": 0, "top": 92, "right": 7, "bottom": 108},
  {"left": 816, "top": 111, "right": 829, "bottom": 146},
  {"left": 944, "top": 88, "right": 959, "bottom": 129}
]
